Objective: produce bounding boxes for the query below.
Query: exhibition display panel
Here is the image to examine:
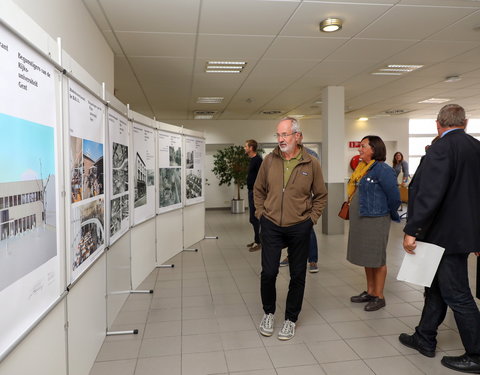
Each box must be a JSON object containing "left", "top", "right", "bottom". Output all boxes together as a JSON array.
[
  {"left": 0, "top": 12, "right": 206, "bottom": 374},
  {"left": 0, "top": 23, "right": 62, "bottom": 360},
  {"left": 107, "top": 109, "right": 130, "bottom": 245},
  {"left": 68, "top": 79, "right": 105, "bottom": 283}
]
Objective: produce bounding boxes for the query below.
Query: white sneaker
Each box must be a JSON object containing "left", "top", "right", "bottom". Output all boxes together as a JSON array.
[
  {"left": 259, "top": 313, "right": 274, "bottom": 337},
  {"left": 278, "top": 320, "right": 295, "bottom": 340}
]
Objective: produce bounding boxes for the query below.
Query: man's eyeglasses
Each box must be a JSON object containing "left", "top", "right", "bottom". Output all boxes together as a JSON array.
[{"left": 274, "top": 132, "right": 296, "bottom": 140}]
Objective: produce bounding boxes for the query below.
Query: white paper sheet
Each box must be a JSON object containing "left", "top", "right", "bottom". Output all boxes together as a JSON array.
[{"left": 396, "top": 242, "right": 445, "bottom": 287}]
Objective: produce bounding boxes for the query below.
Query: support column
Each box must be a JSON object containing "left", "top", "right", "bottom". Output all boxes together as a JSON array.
[{"left": 321, "top": 86, "right": 345, "bottom": 234}]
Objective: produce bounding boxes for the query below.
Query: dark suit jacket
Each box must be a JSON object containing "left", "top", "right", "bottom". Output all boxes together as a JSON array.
[{"left": 404, "top": 129, "right": 480, "bottom": 254}]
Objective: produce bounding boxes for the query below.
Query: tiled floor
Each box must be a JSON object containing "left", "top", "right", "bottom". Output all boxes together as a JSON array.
[{"left": 90, "top": 209, "right": 479, "bottom": 375}]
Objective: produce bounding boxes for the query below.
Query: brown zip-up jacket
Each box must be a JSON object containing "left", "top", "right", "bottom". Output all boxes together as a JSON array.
[{"left": 253, "top": 146, "right": 328, "bottom": 227}]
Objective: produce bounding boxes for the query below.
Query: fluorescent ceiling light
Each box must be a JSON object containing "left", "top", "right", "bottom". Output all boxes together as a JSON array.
[
  {"left": 206, "top": 61, "right": 247, "bottom": 74},
  {"left": 208, "top": 61, "right": 246, "bottom": 65},
  {"left": 387, "top": 64, "right": 423, "bottom": 69},
  {"left": 380, "top": 68, "right": 414, "bottom": 72},
  {"left": 372, "top": 64, "right": 423, "bottom": 76},
  {"left": 196, "top": 97, "right": 224, "bottom": 104},
  {"left": 194, "top": 114, "right": 214, "bottom": 119},
  {"left": 207, "top": 65, "right": 244, "bottom": 69},
  {"left": 418, "top": 98, "right": 451, "bottom": 104},
  {"left": 372, "top": 72, "right": 402, "bottom": 76},
  {"left": 206, "top": 70, "right": 241, "bottom": 74},
  {"left": 358, "top": 117, "right": 368, "bottom": 121}
]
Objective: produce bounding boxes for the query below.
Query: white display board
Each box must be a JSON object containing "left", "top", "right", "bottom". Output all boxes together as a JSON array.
[
  {"left": 157, "top": 130, "right": 182, "bottom": 214},
  {"left": 108, "top": 109, "right": 130, "bottom": 245},
  {"left": 132, "top": 122, "right": 155, "bottom": 225},
  {"left": 184, "top": 136, "right": 205, "bottom": 205},
  {"left": 0, "top": 24, "right": 60, "bottom": 358},
  {"left": 68, "top": 79, "right": 105, "bottom": 283}
]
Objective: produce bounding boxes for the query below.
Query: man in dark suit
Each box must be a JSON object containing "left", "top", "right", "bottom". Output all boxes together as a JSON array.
[{"left": 399, "top": 104, "right": 480, "bottom": 373}]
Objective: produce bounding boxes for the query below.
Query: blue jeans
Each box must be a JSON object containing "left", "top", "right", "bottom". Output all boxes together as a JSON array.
[{"left": 415, "top": 253, "right": 480, "bottom": 354}]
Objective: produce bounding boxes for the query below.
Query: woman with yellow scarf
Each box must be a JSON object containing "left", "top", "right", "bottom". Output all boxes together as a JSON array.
[{"left": 347, "top": 136, "right": 401, "bottom": 311}]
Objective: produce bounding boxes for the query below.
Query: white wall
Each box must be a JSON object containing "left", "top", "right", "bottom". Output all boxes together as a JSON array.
[
  {"left": 182, "top": 117, "right": 409, "bottom": 208},
  {"left": 11, "top": 0, "right": 114, "bottom": 92}
]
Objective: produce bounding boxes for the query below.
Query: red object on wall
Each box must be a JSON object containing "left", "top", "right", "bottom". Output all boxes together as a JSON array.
[
  {"left": 350, "top": 155, "right": 360, "bottom": 170},
  {"left": 349, "top": 141, "right": 361, "bottom": 148}
]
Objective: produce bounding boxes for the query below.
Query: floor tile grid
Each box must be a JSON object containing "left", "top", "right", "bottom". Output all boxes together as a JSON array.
[
  {"left": 203, "top": 212, "right": 411, "bottom": 374},
  {"left": 90, "top": 210, "right": 480, "bottom": 375}
]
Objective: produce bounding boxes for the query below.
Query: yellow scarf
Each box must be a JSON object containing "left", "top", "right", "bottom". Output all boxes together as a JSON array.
[{"left": 347, "top": 160, "right": 375, "bottom": 199}]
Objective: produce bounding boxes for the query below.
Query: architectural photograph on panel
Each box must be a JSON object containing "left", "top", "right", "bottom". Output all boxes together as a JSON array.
[
  {"left": 110, "top": 196, "right": 122, "bottom": 236},
  {"left": 0, "top": 115, "right": 56, "bottom": 292},
  {"left": 121, "top": 194, "right": 129, "bottom": 220},
  {"left": 159, "top": 168, "right": 181, "bottom": 207},
  {"left": 186, "top": 150, "right": 194, "bottom": 169},
  {"left": 147, "top": 169, "right": 155, "bottom": 187},
  {"left": 82, "top": 139, "right": 104, "bottom": 199},
  {"left": 186, "top": 169, "right": 202, "bottom": 199},
  {"left": 72, "top": 198, "right": 104, "bottom": 270},
  {"left": 112, "top": 142, "right": 128, "bottom": 195},
  {"left": 134, "top": 152, "right": 147, "bottom": 208},
  {"left": 70, "top": 136, "right": 83, "bottom": 203},
  {"left": 169, "top": 145, "right": 181, "bottom": 167}
]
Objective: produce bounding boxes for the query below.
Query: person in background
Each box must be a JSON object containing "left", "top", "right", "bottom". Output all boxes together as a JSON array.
[
  {"left": 392, "top": 152, "right": 409, "bottom": 185},
  {"left": 348, "top": 136, "right": 400, "bottom": 312},
  {"left": 244, "top": 139, "right": 263, "bottom": 252},
  {"left": 399, "top": 104, "right": 480, "bottom": 373},
  {"left": 254, "top": 117, "right": 327, "bottom": 340},
  {"left": 279, "top": 132, "right": 320, "bottom": 273}
]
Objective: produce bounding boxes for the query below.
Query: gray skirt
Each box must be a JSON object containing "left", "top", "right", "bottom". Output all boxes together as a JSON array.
[{"left": 346, "top": 193, "right": 391, "bottom": 268}]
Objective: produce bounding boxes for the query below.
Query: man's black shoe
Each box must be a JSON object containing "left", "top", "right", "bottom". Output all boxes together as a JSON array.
[
  {"left": 350, "top": 291, "right": 375, "bottom": 303},
  {"left": 398, "top": 333, "right": 435, "bottom": 358},
  {"left": 441, "top": 353, "right": 480, "bottom": 373}
]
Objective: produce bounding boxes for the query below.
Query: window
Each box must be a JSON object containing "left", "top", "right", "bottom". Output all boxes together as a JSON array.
[{"left": 409, "top": 118, "right": 480, "bottom": 175}]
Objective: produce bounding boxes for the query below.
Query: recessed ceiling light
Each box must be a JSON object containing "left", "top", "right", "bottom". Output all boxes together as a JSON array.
[
  {"left": 387, "top": 64, "right": 423, "bottom": 69},
  {"left": 196, "top": 97, "right": 224, "bottom": 104},
  {"left": 319, "top": 18, "right": 343, "bottom": 32},
  {"left": 372, "top": 64, "right": 423, "bottom": 76},
  {"left": 206, "top": 61, "right": 247, "bottom": 74},
  {"left": 372, "top": 72, "right": 402, "bottom": 76},
  {"left": 193, "top": 110, "right": 217, "bottom": 119},
  {"left": 418, "top": 98, "right": 451, "bottom": 104},
  {"left": 358, "top": 117, "right": 368, "bottom": 121}
]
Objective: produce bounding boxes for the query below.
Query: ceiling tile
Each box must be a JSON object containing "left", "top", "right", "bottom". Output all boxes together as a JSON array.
[
  {"left": 116, "top": 32, "right": 196, "bottom": 57},
  {"left": 357, "top": 5, "right": 474, "bottom": 39},
  {"left": 264, "top": 36, "right": 347, "bottom": 60},
  {"left": 388, "top": 40, "right": 480, "bottom": 64},
  {"left": 324, "top": 38, "right": 416, "bottom": 62},
  {"left": 199, "top": 0, "right": 299, "bottom": 35},
  {"left": 428, "top": 11, "right": 480, "bottom": 42},
  {"left": 98, "top": 0, "right": 200, "bottom": 32},
  {"left": 196, "top": 34, "right": 274, "bottom": 59}
]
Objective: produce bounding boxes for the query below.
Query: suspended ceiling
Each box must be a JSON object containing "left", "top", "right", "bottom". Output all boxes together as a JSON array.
[{"left": 82, "top": 0, "right": 480, "bottom": 121}]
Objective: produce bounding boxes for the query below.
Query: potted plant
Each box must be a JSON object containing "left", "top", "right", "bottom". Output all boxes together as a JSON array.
[{"left": 212, "top": 145, "right": 250, "bottom": 213}]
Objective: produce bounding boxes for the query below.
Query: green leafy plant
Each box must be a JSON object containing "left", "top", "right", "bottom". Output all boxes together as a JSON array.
[{"left": 212, "top": 145, "right": 250, "bottom": 200}]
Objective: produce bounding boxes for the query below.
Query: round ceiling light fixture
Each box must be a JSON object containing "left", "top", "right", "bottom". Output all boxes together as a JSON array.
[{"left": 319, "top": 18, "right": 343, "bottom": 32}]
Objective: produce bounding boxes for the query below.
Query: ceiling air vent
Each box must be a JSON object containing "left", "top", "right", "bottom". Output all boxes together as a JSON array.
[
  {"left": 384, "top": 109, "right": 409, "bottom": 115},
  {"left": 193, "top": 110, "right": 217, "bottom": 119},
  {"left": 261, "top": 110, "right": 282, "bottom": 115}
]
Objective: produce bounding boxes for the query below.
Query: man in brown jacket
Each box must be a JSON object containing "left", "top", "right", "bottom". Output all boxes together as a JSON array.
[{"left": 254, "top": 117, "right": 327, "bottom": 340}]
